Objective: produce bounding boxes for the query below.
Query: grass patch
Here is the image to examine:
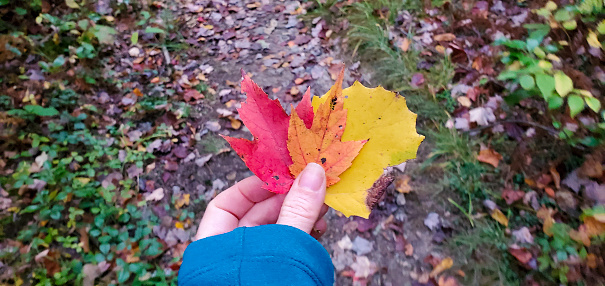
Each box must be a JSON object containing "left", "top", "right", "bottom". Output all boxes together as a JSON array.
[{"left": 446, "top": 220, "right": 520, "bottom": 286}]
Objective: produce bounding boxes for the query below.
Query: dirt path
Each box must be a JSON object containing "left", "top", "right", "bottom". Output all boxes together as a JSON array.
[{"left": 169, "top": 1, "right": 450, "bottom": 284}]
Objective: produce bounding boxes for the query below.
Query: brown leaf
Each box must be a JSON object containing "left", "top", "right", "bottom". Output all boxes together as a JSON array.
[
  {"left": 79, "top": 228, "right": 90, "bottom": 253},
  {"left": 395, "top": 175, "right": 412, "bottom": 193},
  {"left": 184, "top": 89, "right": 204, "bottom": 102},
  {"left": 508, "top": 245, "right": 532, "bottom": 264},
  {"left": 549, "top": 167, "right": 561, "bottom": 189},
  {"left": 570, "top": 225, "right": 591, "bottom": 246},
  {"left": 430, "top": 257, "right": 453, "bottom": 277},
  {"left": 399, "top": 37, "right": 411, "bottom": 52},
  {"left": 502, "top": 189, "right": 525, "bottom": 205},
  {"left": 578, "top": 153, "right": 603, "bottom": 178},
  {"left": 434, "top": 33, "right": 456, "bottom": 41},
  {"left": 477, "top": 148, "right": 502, "bottom": 168}
]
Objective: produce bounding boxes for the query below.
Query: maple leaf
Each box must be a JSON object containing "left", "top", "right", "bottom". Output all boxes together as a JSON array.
[
  {"left": 287, "top": 69, "right": 367, "bottom": 186},
  {"left": 221, "top": 71, "right": 294, "bottom": 193},
  {"left": 312, "top": 79, "right": 424, "bottom": 218}
]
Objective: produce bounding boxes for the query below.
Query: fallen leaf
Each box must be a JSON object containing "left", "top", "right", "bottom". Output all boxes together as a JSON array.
[
  {"left": 395, "top": 175, "right": 412, "bottom": 193},
  {"left": 405, "top": 243, "right": 414, "bottom": 256},
  {"left": 350, "top": 256, "right": 378, "bottom": 279},
  {"left": 477, "top": 148, "right": 502, "bottom": 168},
  {"left": 469, "top": 107, "right": 495, "bottom": 126},
  {"left": 430, "top": 257, "right": 453, "bottom": 277},
  {"left": 586, "top": 253, "right": 597, "bottom": 268},
  {"left": 584, "top": 215, "right": 605, "bottom": 237},
  {"left": 145, "top": 188, "right": 164, "bottom": 201},
  {"left": 222, "top": 72, "right": 294, "bottom": 193},
  {"left": 312, "top": 78, "right": 424, "bottom": 218},
  {"left": 537, "top": 207, "right": 556, "bottom": 236},
  {"left": 491, "top": 209, "right": 509, "bottom": 227},
  {"left": 438, "top": 276, "right": 459, "bottom": 286},
  {"left": 508, "top": 245, "right": 532, "bottom": 264},
  {"left": 411, "top": 73, "right": 425, "bottom": 87},
  {"left": 570, "top": 225, "right": 591, "bottom": 246},
  {"left": 399, "top": 37, "right": 411, "bottom": 52},
  {"left": 545, "top": 187, "right": 555, "bottom": 198},
  {"left": 184, "top": 89, "right": 204, "bottom": 102},
  {"left": 288, "top": 70, "right": 366, "bottom": 186},
  {"left": 434, "top": 33, "right": 456, "bottom": 41},
  {"left": 424, "top": 212, "right": 441, "bottom": 231},
  {"left": 512, "top": 227, "right": 534, "bottom": 244},
  {"left": 175, "top": 194, "right": 190, "bottom": 209},
  {"left": 502, "top": 189, "right": 525, "bottom": 205},
  {"left": 549, "top": 167, "right": 561, "bottom": 189}
]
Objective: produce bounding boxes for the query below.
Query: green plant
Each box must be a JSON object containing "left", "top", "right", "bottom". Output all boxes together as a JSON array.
[{"left": 497, "top": 0, "right": 605, "bottom": 146}]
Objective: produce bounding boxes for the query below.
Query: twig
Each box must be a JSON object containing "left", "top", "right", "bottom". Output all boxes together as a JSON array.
[{"left": 464, "top": 119, "right": 558, "bottom": 136}]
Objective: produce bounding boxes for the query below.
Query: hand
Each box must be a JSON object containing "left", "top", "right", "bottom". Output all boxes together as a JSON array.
[{"left": 194, "top": 163, "right": 329, "bottom": 240}]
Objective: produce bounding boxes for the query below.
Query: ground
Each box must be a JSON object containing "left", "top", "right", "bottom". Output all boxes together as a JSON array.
[{"left": 2, "top": 0, "right": 605, "bottom": 285}]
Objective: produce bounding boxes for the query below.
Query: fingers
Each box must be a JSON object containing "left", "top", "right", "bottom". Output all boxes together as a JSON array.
[
  {"left": 195, "top": 176, "right": 271, "bottom": 240},
  {"left": 277, "top": 163, "right": 326, "bottom": 234},
  {"left": 311, "top": 218, "right": 327, "bottom": 240},
  {"left": 238, "top": 194, "right": 286, "bottom": 227}
]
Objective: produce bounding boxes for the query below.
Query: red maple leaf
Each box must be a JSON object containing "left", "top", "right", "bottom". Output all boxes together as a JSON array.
[{"left": 221, "top": 71, "right": 294, "bottom": 193}]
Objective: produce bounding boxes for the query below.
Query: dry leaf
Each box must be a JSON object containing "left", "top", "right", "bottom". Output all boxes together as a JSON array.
[
  {"left": 490, "top": 209, "right": 509, "bottom": 227},
  {"left": 395, "top": 175, "right": 412, "bottom": 193},
  {"left": 508, "top": 245, "right": 532, "bottom": 264},
  {"left": 434, "top": 33, "right": 456, "bottom": 41},
  {"left": 477, "top": 148, "right": 502, "bottom": 168},
  {"left": 430, "top": 257, "right": 454, "bottom": 277}
]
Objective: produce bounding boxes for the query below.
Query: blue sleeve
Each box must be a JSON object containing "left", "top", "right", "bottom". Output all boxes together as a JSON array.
[{"left": 178, "top": 224, "right": 334, "bottom": 286}]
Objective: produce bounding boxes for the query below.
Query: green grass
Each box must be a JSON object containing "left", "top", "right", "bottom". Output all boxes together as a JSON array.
[{"left": 446, "top": 220, "right": 520, "bottom": 286}]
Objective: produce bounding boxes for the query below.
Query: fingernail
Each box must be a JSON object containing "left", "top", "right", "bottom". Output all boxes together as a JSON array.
[{"left": 298, "top": 163, "right": 325, "bottom": 192}]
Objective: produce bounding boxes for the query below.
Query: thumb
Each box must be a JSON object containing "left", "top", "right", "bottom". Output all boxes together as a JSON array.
[{"left": 277, "top": 163, "right": 326, "bottom": 233}]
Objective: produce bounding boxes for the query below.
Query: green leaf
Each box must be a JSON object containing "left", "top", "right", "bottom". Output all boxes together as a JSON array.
[
  {"left": 144, "top": 27, "right": 165, "bottom": 34},
  {"left": 548, "top": 95, "right": 564, "bottom": 109},
  {"left": 554, "top": 71, "right": 573, "bottom": 97},
  {"left": 53, "top": 55, "right": 66, "bottom": 67},
  {"left": 131, "top": 32, "right": 139, "bottom": 45},
  {"left": 503, "top": 40, "right": 526, "bottom": 50},
  {"left": 0, "top": 0, "right": 9, "bottom": 6},
  {"left": 519, "top": 75, "right": 535, "bottom": 90},
  {"left": 585, "top": 97, "right": 601, "bottom": 112},
  {"left": 23, "top": 105, "right": 59, "bottom": 116},
  {"left": 598, "top": 20, "right": 605, "bottom": 34},
  {"left": 533, "top": 47, "right": 546, "bottom": 58},
  {"left": 100, "top": 243, "right": 111, "bottom": 254},
  {"left": 568, "top": 94, "right": 585, "bottom": 117},
  {"left": 15, "top": 7, "right": 26, "bottom": 15},
  {"left": 93, "top": 25, "right": 117, "bottom": 45},
  {"left": 563, "top": 20, "right": 577, "bottom": 30},
  {"left": 117, "top": 268, "right": 131, "bottom": 283},
  {"left": 65, "top": 0, "right": 80, "bottom": 9},
  {"left": 554, "top": 9, "right": 572, "bottom": 21},
  {"left": 536, "top": 74, "right": 555, "bottom": 100}
]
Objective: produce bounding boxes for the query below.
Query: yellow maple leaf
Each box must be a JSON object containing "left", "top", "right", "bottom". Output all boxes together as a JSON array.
[{"left": 312, "top": 82, "right": 424, "bottom": 218}]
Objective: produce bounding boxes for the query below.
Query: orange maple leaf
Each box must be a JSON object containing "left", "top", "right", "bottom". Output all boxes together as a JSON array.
[{"left": 287, "top": 69, "right": 367, "bottom": 186}]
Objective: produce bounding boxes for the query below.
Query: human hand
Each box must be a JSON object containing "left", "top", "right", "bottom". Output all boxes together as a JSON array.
[{"left": 194, "top": 163, "right": 328, "bottom": 240}]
